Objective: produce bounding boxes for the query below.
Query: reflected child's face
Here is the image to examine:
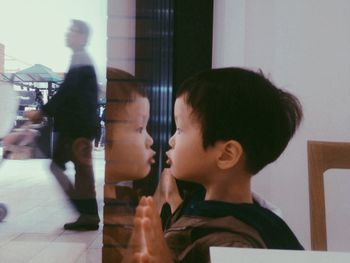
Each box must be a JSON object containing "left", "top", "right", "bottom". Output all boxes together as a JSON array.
[{"left": 105, "top": 95, "right": 155, "bottom": 182}]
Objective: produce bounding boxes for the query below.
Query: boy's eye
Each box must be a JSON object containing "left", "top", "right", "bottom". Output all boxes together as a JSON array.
[
  {"left": 137, "top": 127, "right": 144, "bottom": 133},
  {"left": 176, "top": 128, "right": 182, "bottom": 134}
]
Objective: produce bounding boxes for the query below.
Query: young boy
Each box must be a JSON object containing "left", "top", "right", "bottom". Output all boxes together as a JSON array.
[
  {"left": 125, "top": 67, "right": 304, "bottom": 263},
  {"left": 26, "top": 20, "right": 100, "bottom": 231},
  {"left": 105, "top": 67, "right": 155, "bottom": 183},
  {"left": 103, "top": 67, "right": 155, "bottom": 261}
]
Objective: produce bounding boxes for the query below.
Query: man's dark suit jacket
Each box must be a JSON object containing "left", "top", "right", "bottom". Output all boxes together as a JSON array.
[{"left": 42, "top": 65, "right": 98, "bottom": 139}]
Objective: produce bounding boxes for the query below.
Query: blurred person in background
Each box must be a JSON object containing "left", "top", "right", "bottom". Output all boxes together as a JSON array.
[{"left": 26, "top": 19, "right": 100, "bottom": 231}]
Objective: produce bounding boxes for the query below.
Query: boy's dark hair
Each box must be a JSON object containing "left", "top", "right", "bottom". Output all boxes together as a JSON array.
[{"left": 176, "top": 67, "right": 303, "bottom": 174}]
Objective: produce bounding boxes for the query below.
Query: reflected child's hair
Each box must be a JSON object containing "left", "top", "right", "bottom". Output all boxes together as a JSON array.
[
  {"left": 105, "top": 67, "right": 147, "bottom": 135},
  {"left": 106, "top": 67, "right": 146, "bottom": 102},
  {"left": 176, "top": 67, "right": 303, "bottom": 174}
]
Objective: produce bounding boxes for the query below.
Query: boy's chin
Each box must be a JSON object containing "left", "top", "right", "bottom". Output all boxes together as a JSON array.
[
  {"left": 128, "top": 168, "right": 151, "bottom": 181},
  {"left": 126, "top": 171, "right": 149, "bottom": 181},
  {"left": 171, "top": 171, "right": 200, "bottom": 184}
]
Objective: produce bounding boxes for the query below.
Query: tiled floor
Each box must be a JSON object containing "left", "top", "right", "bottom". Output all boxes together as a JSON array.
[{"left": 0, "top": 149, "right": 105, "bottom": 262}]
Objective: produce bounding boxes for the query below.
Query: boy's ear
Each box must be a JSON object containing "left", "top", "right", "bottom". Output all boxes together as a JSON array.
[
  {"left": 72, "top": 138, "right": 93, "bottom": 165},
  {"left": 216, "top": 140, "right": 243, "bottom": 170}
]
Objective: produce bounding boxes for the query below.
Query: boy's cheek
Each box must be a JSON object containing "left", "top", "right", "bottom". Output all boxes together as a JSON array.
[{"left": 105, "top": 127, "right": 130, "bottom": 146}]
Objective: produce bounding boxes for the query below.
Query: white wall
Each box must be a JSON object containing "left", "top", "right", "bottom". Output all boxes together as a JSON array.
[{"left": 213, "top": 0, "right": 350, "bottom": 250}]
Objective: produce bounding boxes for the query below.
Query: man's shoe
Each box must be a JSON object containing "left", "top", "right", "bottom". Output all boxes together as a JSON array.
[{"left": 64, "top": 215, "right": 100, "bottom": 231}]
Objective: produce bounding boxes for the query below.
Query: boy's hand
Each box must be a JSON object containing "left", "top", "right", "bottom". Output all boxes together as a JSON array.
[
  {"left": 153, "top": 168, "right": 182, "bottom": 213},
  {"left": 123, "top": 196, "right": 174, "bottom": 263},
  {"left": 24, "top": 110, "right": 44, "bottom": 123}
]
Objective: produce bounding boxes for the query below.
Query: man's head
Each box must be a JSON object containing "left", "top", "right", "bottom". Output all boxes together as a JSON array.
[
  {"left": 66, "top": 19, "right": 90, "bottom": 50},
  {"left": 105, "top": 68, "right": 155, "bottom": 182},
  {"left": 168, "top": 67, "right": 302, "bottom": 179}
]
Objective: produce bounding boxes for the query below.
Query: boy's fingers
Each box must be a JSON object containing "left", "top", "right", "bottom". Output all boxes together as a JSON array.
[
  {"left": 129, "top": 217, "right": 143, "bottom": 251},
  {"left": 146, "top": 197, "right": 163, "bottom": 228},
  {"left": 142, "top": 218, "right": 156, "bottom": 253},
  {"left": 135, "top": 204, "right": 144, "bottom": 219},
  {"left": 132, "top": 252, "right": 146, "bottom": 263},
  {"left": 139, "top": 196, "right": 147, "bottom": 206},
  {"left": 142, "top": 217, "right": 173, "bottom": 263},
  {"left": 139, "top": 253, "right": 151, "bottom": 263},
  {"left": 144, "top": 197, "right": 157, "bottom": 217},
  {"left": 135, "top": 196, "right": 149, "bottom": 219}
]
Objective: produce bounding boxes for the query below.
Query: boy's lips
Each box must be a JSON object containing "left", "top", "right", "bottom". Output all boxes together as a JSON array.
[
  {"left": 149, "top": 151, "right": 156, "bottom": 164},
  {"left": 165, "top": 151, "right": 172, "bottom": 166}
]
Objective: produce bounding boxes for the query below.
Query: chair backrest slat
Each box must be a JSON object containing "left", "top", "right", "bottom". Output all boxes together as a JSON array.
[{"left": 307, "top": 140, "right": 350, "bottom": 250}]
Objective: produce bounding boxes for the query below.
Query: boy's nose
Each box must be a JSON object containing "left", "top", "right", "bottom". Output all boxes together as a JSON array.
[
  {"left": 168, "top": 134, "right": 175, "bottom": 147},
  {"left": 146, "top": 132, "right": 153, "bottom": 147}
]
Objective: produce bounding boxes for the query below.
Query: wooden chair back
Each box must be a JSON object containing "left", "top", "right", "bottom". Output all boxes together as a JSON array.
[{"left": 307, "top": 140, "right": 350, "bottom": 250}]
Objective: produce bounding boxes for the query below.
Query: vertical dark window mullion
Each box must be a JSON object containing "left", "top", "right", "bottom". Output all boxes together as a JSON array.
[{"left": 134, "top": 0, "right": 173, "bottom": 195}]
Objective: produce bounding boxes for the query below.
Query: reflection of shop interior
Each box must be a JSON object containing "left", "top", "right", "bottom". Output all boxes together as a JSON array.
[
  {"left": 1, "top": 64, "right": 63, "bottom": 124},
  {"left": 0, "top": 64, "right": 63, "bottom": 158}
]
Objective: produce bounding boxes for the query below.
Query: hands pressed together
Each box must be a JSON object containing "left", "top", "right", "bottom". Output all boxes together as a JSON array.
[{"left": 123, "top": 196, "right": 174, "bottom": 263}]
